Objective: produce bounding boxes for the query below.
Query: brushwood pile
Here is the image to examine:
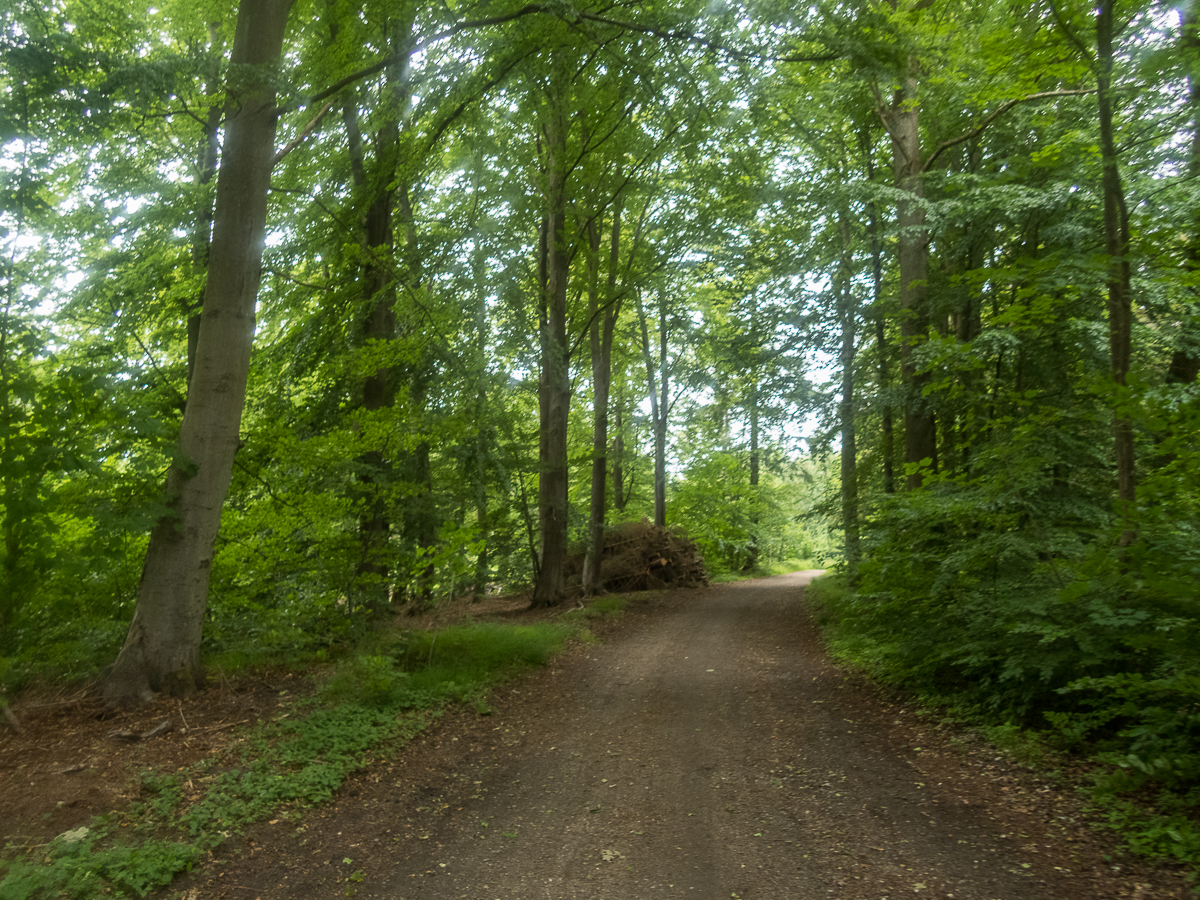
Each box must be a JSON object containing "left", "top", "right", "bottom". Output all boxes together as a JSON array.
[{"left": 565, "top": 521, "right": 709, "bottom": 594}]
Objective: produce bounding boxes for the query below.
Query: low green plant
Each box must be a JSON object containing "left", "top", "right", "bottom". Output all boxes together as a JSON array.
[
  {"left": 0, "top": 825, "right": 204, "bottom": 900},
  {"left": 0, "top": 619, "right": 579, "bottom": 898},
  {"left": 390, "top": 622, "right": 572, "bottom": 700},
  {"left": 589, "top": 596, "right": 628, "bottom": 615},
  {"left": 1089, "top": 795, "right": 1200, "bottom": 872},
  {"left": 561, "top": 596, "right": 630, "bottom": 622},
  {"left": 978, "top": 723, "right": 1048, "bottom": 769}
]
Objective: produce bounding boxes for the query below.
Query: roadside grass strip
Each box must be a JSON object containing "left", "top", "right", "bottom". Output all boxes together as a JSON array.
[{"left": 0, "top": 618, "right": 582, "bottom": 899}]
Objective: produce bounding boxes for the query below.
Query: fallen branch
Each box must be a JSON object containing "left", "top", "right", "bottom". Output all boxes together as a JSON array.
[
  {"left": 194, "top": 718, "right": 252, "bottom": 736},
  {"left": 107, "top": 719, "right": 174, "bottom": 743}
]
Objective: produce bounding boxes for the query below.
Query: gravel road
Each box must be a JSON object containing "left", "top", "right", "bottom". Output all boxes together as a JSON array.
[
  {"left": 355, "top": 573, "right": 1104, "bottom": 900},
  {"left": 192, "top": 572, "right": 1185, "bottom": 900}
]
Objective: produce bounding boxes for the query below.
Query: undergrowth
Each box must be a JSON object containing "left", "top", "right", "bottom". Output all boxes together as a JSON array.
[
  {"left": 807, "top": 570, "right": 1200, "bottom": 881},
  {"left": 0, "top": 606, "right": 613, "bottom": 899}
]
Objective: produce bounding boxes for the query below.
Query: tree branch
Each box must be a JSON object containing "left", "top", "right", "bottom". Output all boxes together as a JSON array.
[
  {"left": 309, "top": 3, "right": 547, "bottom": 104},
  {"left": 574, "top": 10, "right": 838, "bottom": 63},
  {"left": 273, "top": 98, "right": 336, "bottom": 167},
  {"left": 920, "top": 88, "right": 1095, "bottom": 173},
  {"left": 309, "top": 4, "right": 838, "bottom": 107}
]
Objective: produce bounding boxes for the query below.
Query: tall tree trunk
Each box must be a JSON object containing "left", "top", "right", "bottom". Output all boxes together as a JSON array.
[
  {"left": 744, "top": 377, "right": 760, "bottom": 570},
  {"left": 863, "top": 157, "right": 895, "bottom": 495},
  {"left": 187, "top": 22, "right": 224, "bottom": 391},
  {"left": 105, "top": 0, "right": 295, "bottom": 706},
  {"left": 1096, "top": 1, "right": 1136, "bottom": 545},
  {"left": 1168, "top": 7, "right": 1200, "bottom": 385},
  {"left": 884, "top": 71, "right": 936, "bottom": 489},
  {"left": 339, "top": 23, "right": 412, "bottom": 609},
  {"left": 470, "top": 245, "right": 491, "bottom": 600},
  {"left": 658, "top": 299, "right": 669, "bottom": 527},
  {"left": 744, "top": 289, "right": 761, "bottom": 571},
  {"left": 531, "top": 79, "right": 572, "bottom": 608},
  {"left": 636, "top": 289, "right": 667, "bottom": 529},
  {"left": 837, "top": 212, "right": 860, "bottom": 565},
  {"left": 582, "top": 193, "right": 622, "bottom": 595},
  {"left": 612, "top": 389, "right": 627, "bottom": 514}
]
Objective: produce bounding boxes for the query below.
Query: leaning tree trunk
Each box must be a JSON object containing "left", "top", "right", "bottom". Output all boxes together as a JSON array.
[
  {"left": 531, "top": 74, "right": 573, "bottom": 608},
  {"left": 186, "top": 22, "right": 224, "bottom": 390},
  {"left": 104, "top": 0, "right": 295, "bottom": 706}
]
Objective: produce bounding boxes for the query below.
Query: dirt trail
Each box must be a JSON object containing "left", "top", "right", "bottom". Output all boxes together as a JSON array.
[{"left": 190, "top": 572, "right": 1186, "bottom": 900}]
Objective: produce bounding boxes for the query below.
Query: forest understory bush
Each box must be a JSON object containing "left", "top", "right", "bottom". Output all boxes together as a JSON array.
[{"left": 808, "top": 480, "right": 1200, "bottom": 880}]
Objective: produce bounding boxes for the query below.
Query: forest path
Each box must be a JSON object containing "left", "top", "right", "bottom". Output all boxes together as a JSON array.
[{"left": 201, "top": 573, "right": 1178, "bottom": 900}]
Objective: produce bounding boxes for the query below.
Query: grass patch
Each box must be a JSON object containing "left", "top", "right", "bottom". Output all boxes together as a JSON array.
[
  {"left": 710, "top": 558, "right": 824, "bottom": 583},
  {"left": 560, "top": 596, "right": 630, "bottom": 622},
  {"left": 0, "top": 619, "right": 580, "bottom": 899}
]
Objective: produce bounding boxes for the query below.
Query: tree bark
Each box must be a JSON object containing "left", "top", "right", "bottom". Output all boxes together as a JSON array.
[
  {"left": 187, "top": 22, "right": 224, "bottom": 391},
  {"left": 636, "top": 289, "right": 668, "bottom": 529},
  {"left": 837, "top": 212, "right": 859, "bottom": 565},
  {"left": 337, "top": 15, "right": 422, "bottom": 609},
  {"left": 884, "top": 71, "right": 936, "bottom": 490},
  {"left": 612, "top": 390, "right": 627, "bottom": 514},
  {"left": 743, "top": 290, "right": 760, "bottom": 571},
  {"left": 582, "top": 194, "right": 622, "bottom": 595},
  {"left": 531, "top": 77, "right": 573, "bottom": 608},
  {"left": 1096, "top": 1, "right": 1136, "bottom": 545},
  {"left": 1168, "top": 7, "right": 1200, "bottom": 385},
  {"left": 104, "top": 0, "right": 295, "bottom": 706},
  {"left": 470, "top": 244, "right": 491, "bottom": 600},
  {"left": 863, "top": 136, "right": 895, "bottom": 495}
]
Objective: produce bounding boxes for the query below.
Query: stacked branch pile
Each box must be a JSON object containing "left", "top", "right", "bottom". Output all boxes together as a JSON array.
[{"left": 565, "top": 521, "right": 709, "bottom": 594}]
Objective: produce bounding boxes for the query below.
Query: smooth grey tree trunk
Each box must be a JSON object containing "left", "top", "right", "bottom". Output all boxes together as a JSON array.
[
  {"left": 836, "top": 212, "right": 859, "bottom": 566},
  {"left": 582, "top": 197, "right": 623, "bottom": 595},
  {"left": 636, "top": 289, "right": 668, "bottom": 529},
  {"left": 186, "top": 22, "right": 223, "bottom": 390},
  {"left": 1096, "top": 1, "right": 1136, "bottom": 546},
  {"left": 884, "top": 72, "right": 937, "bottom": 490},
  {"left": 531, "top": 72, "right": 572, "bottom": 608},
  {"left": 104, "top": 0, "right": 295, "bottom": 706}
]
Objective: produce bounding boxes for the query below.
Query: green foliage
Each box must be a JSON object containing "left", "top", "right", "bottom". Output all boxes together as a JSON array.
[
  {"left": 0, "top": 615, "right": 581, "bottom": 897},
  {"left": 818, "top": 394, "right": 1200, "bottom": 868},
  {"left": 560, "top": 595, "right": 629, "bottom": 622},
  {"left": 1089, "top": 797, "right": 1200, "bottom": 872},
  {"left": 390, "top": 622, "right": 572, "bottom": 704},
  {"left": 669, "top": 451, "right": 834, "bottom": 575},
  {"left": 1, "top": 826, "right": 203, "bottom": 900}
]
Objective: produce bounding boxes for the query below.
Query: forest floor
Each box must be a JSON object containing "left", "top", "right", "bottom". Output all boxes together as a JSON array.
[{"left": 2, "top": 571, "right": 1195, "bottom": 900}]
